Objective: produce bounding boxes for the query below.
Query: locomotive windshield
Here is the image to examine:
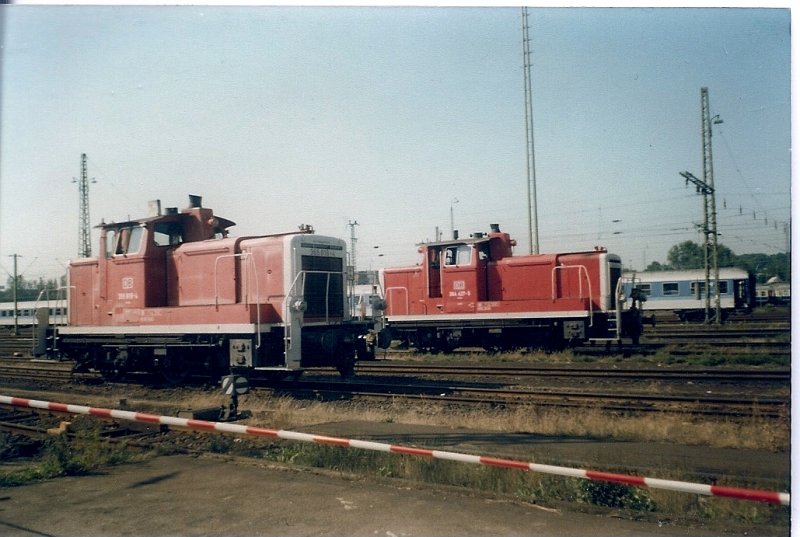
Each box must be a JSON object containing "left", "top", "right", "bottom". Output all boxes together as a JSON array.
[{"left": 107, "top": 226, "right": 144, "bottom": 257}]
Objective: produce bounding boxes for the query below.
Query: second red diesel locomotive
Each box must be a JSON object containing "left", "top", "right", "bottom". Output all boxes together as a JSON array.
[{"left": 380, "top": 225, "right": 642, "bottom": 352}]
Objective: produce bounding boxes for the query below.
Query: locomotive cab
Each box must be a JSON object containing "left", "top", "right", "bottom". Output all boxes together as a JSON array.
[{"left": 420, "top": 226, "right": 514, "bottom": 313}]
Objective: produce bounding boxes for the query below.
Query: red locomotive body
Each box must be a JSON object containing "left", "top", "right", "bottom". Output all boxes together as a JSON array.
[
  {"left": 381, "top": 225, "right": 640, "bottom": 352},
  {"left": 50, "top": 196, "right": 375, "bottom": 380}
]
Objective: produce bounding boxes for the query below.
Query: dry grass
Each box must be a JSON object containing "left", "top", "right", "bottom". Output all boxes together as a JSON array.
[{"left": 225, "top": 392, "right": 789, "bottom": 452}]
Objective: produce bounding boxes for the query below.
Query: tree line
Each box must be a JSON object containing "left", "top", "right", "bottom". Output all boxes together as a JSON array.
[
  {"left": 0, "top": 275, "right": 66, "bottom": 303},
  {"left": 645, "top": 241, "right": 789, "bottom": 284}
]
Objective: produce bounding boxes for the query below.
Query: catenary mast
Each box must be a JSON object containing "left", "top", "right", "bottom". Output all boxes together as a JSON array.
[
  {"left": 700, "top": 87, "right": 722, "bottom": 324},
  {"left": 522, "top": 7, "right": 539, "bottom": 254},
  {"left": 74, "top": 153, "right": 94, "bottom": 258}
]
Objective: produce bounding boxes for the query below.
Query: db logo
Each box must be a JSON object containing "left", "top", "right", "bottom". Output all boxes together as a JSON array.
[
  {"left": 122, "top": 277, "right": 134, "bottom": 289},
  {"left": 453, "top": 280, "right": 465, "bottom": 290}
]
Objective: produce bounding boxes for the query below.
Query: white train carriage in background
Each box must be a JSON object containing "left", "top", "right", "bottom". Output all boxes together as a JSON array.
[
  {"left": 755, "top": 276, "right": 791, "bottom": 305},
  {"left": 0, "top": 299, "right": 68, "bottom": 328},
  {"left": 623, "top": 268, "right": 756, "bottom": 321}
]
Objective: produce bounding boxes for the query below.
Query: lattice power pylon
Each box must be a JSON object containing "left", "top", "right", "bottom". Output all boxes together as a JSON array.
[{"left": 73, "top": 153, "right": 94, "bottom": 258}]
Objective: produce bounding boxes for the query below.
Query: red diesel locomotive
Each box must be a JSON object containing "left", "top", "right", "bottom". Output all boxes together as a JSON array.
[
  {"left": 37, "top": 196, "right": 376, "bottom": 380},
  {"left": 380, "top": 225, "right": 642, "bottom": 352}
]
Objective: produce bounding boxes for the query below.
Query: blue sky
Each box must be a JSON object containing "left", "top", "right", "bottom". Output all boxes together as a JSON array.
[{"left": 0, "top": 5, "right": 792, "bottom": 282}]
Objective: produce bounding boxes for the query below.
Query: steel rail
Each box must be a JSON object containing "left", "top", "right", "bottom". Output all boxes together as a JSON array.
[
  {"left": 272, "top": 378, "right": 788, "bottom": 419},
  {"left": 349, "top": 362, "right": 790, "bottom": 381}
]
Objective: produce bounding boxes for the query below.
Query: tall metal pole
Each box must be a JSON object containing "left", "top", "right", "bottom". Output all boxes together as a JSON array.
[
  {"left": 701, "top": 88, "right": 721, "bottom": 324},
  {"left": 9, "top": 254, "right": 19, "bottom": 335},
  {"left": 522, "top": 7, "right": 539, "bottom": 254},
  {"left": 679, "top": 171, "right": 713, "bottom": 322},
  {"left": 74, "top": 153, "right": 93, "bottom": 258},
  {"left": 347, "top": 220, "right": 359, "bottom": 275},
  {"left": 347, "top": 220, "right": 359, "bottom": 315},
  {"left": 449, "top": 198, "right": 458, "bottom": 239}
]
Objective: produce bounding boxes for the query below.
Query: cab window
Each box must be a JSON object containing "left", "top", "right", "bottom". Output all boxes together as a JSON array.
[
  {"left": 111, "top": 226, "right": 144, "bottom": 256},
  {"left": 444, "top": 245, "right": 472, "bottom": 266},
  {"left": 153, "top": 222, "right": 183, "bottom": 246}
]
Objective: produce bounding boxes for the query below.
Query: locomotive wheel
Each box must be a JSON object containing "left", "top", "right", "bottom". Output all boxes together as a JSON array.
[
  {"left": 158, "top": 353, "right": 188, "bottom": 385},
  {"left": 99, "top": 349, "right": 129, "bottom": 381},
  {"left": 335, "top": 352, "right": 356, "bottom": 379},
  {"left": 100, "top": 364, "right": 127, "bottom": 381}
]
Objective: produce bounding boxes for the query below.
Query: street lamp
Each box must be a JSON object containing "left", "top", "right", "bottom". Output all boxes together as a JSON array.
[{"left": 450, "top": 198, "right": 459, "bottom": 240}]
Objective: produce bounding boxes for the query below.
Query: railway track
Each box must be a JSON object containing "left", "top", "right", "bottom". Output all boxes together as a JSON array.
[
  {"left": 269, "top": 378, "right": 788, "bottom": 419},
  {"left": 350, "top": 362, "right": 790, "bottom": 382},
  {"left": 2, "top": 357, "right": 789, "bottom": 385},
  {"left": 0, "top": 358, "right": 788, "bottom": 420},
  {"left": 0, "top": 361, "right": 100, "bottom": 383}
]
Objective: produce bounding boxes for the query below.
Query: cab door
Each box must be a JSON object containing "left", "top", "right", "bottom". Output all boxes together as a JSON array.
[{"left": 440, "top": 243, "right": 487, "bottom": 313}]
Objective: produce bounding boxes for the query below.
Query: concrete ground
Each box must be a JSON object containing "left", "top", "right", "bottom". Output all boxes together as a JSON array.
[{"left": 0, "top": 454, "right": 785, "bottom": 537}]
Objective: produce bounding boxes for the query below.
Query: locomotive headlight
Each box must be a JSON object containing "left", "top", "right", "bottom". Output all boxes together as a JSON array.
[{"left": 291, "top": 299, "right": 307, "bottom": 312}]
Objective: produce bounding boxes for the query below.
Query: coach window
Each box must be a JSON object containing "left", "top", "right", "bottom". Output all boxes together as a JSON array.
[
  {"left": 690, "top": 282, "right": 705, "bottom": 298},
  {"left": 635, "top": 283, "right": 651, "bottom": 297},
  {"left": 662, "top": 282, "right": 679, "bottom": 296}
]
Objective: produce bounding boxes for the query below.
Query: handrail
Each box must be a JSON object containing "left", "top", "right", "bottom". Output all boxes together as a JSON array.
[
  {"left": 285, "top": 269, "right": 339, "bottom": 323},
  {"left": 282, "top": 268, "right": 340, "bottom": 365},
  {"left": 551, "top": 265, "right": 593, "bottom": 326},
  {"left": 384, "top": 286, "right": 409, "bottom": 315}
]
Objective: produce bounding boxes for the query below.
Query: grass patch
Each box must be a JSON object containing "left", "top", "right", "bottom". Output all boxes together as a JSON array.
[
  {"left": 0, "top": 418, "right": 138, "bottom": 487},
  {"left": 196, "top": 437, "right": 786, "bottom": 526},
  {"left": 389, "top": 347, "right": 790, "bottom": 368}
]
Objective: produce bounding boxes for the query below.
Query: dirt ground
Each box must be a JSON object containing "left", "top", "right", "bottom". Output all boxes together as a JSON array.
[{"left": 0, "top": 453, "right": 783, "bottom": 537}]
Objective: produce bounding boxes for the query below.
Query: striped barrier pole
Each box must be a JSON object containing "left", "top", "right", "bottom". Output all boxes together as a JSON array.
[{"left": 0, "top": 394, "right": 789, "bottom": 506}]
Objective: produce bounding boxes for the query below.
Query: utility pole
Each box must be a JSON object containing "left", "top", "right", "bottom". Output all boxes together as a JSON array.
[
  {"left": 347, "top": 220, "right": 359, "bottom": 315},
  {"left": 9, "top": 254, "right": 20, "bottom": 335},
  {"left": 449, "top": 198, "right": 458, "bottom": 240},
  {"left": 522, "top": 7, "right": 539, "bottom": 254},
  {"left": 73, "top": 153, "right": 95, "bottom": 258},
  {"left": 700, "top": 87, "right": 722, "bottom": 324},
  {"left": 347, "top": 220, "right": 359, "bottom": 276},
  {"left": 679, "top": 171, "right": 713, "bottom": 322}
]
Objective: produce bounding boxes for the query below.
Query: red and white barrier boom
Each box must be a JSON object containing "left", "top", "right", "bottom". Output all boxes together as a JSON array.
[{"left": 0, "top": 394, "right": 789, "bottom": 506}]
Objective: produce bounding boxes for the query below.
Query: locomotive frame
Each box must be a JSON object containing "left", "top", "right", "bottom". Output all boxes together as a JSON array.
[
  {"left": 380, "top": 225, "right": 642, "bottom": 353},
  {"left": 36, "top": 196, "right": 377, "bottom": 381}
]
